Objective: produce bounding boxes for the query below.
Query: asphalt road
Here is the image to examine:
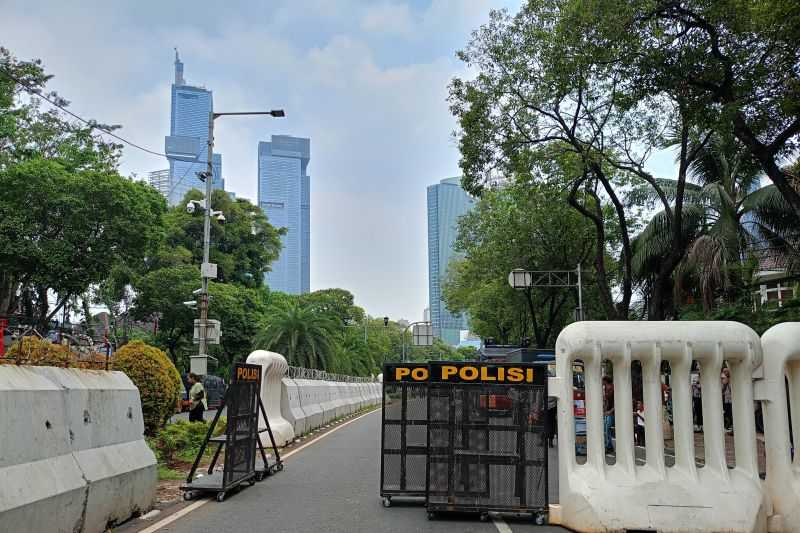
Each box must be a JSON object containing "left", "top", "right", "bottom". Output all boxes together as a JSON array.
[{"left": 155, "top": 409, "right": 566, "bottom": 533}]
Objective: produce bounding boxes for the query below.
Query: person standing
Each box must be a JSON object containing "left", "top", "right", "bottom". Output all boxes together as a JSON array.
[
  {"left": 692, "top": 373, "right": 703, "bottom": 432},
  {"left": 602, "top": 376, "right": 615, "bottom": 453},
  {"left": 722, "top": 368, "right": 733, "bottom": 432},
  {"left": 634, "top": 400, "right": 646, "bottom": 446},
  {"left": 188, "top": 373, "right": 207, "bottom": 423}
]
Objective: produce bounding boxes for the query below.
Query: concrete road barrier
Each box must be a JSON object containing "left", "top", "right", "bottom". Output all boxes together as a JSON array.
[
  {"left": 280, "top": 377, "right": 307, "bottom": 437},
  {"left": 320, "top": 381, "right": 337, "bottom": 424},
  {"left": 0, "top": 365, "right": 156, "bottom": 533},
  {"left": 295, "top": 378, "right": 323, "bottom": 432}
]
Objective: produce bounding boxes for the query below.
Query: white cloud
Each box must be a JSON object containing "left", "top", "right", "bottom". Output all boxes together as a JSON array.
[
  {"left": 360, "top": 2, "right": 414, "bottom": 36},
  {"left": 0, "top": 0, "right": 503, "bottom": 322}
]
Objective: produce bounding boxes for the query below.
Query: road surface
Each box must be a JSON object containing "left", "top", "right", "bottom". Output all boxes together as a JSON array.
[{"left": 151, "top": 409, "right": 565, "bottom": 533}]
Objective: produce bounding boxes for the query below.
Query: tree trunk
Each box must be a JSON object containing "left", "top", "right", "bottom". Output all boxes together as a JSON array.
[
  {"left": 733, "top": 113, "right": 800, "bottom": 218},
  {"left": 568, "top": 176, "right": 620, "bottom": 320},
  {"left": 0, "top": 273, "right": 18, "bottom": 317}
]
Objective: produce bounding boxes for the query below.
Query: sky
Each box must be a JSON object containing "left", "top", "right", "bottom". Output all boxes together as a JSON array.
[
  {"left": 1, "top": 0, "right": 681, "bottom": 324},
  {"left": 1, "top": 0, "right": 528, "bottom": 322}
]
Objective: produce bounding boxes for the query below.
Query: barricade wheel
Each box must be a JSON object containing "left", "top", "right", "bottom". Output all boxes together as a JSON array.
[
  {"left": 248, "top": 479, "right": 256, "bottom": 486},
  {"left": 255, "top": 472, "right": 265, "bottom": 482},
  {"left": 276, "top": 463, "right": 284, "bottom": 472},
  {"left": 382, "top": 497, "right": 391, "bottom": 508},
  {"left": 534, "top": 513, "right": 547, "bottom": 525},
  {"left": 216, "top": 492, "right": 226, "bottom": 503},
  {"left": 427, "top": 512, "right": 436, "bottom": 520},
  {"left": 479, "top": 513, "right": 489, "bottom": 522}
]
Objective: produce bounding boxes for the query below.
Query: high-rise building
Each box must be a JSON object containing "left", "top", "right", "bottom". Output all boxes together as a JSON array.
[
  {"left": 155, "top": 50, "right": 224, "bottom": 206},
  {"left": 258, "top": 135, "right": 311, "bottom": 294},
  {"left": 147, "top": 169, "right": 170, "bottom": 198},
  {"left": 427, "top": 177, "right": 475, "bottom": 346}
]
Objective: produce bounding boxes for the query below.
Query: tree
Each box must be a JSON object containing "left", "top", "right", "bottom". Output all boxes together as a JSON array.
[
  {"left": 207, "top": 282, "right": 269, "bottom": 376},
  {"left": 0, "top": 48, "right": 144, "bottom": 324},
  {"left": 253, "top": 300, "right": 339, "bottom": 369},
  {"left": 619, "top": 1, "right": 800, "bottom": 217},
  {"left": 299, "top": 288, "right": 365, "bottom": 325},
  {"left": 0, "top": 158, "right": 166, "bottom": 328},
  {"left": 633, "top": 134, "right": 800, "bottom": 313},
  {"left": 158, "top": 189, "right": 284, "bottom": 287},
  {"left": 132, "top": 265, "right": 198, "bottom": 363},
  {"left": 443, "top": 181, "right": 596, "bottom": 348}
]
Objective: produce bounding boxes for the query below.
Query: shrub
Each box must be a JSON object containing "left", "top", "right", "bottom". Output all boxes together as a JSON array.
[
  {"left": 113, "top": 340, "right": 182, "bottom": 435},
  {"left": 150, "top": 418, "right": 227, "bottom": 465},
  {"left": 1, "top": 336, "right": 107, "bottom": 369}
]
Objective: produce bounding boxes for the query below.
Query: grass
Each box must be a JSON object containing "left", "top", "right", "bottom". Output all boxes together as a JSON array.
[{"left": 158, "top": 465, "right": 185, "bottom": 481}]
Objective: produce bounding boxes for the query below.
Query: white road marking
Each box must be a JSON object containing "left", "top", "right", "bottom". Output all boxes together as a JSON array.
[
  {"left": 139, "top": 408, "right": 381, "bottom": 532},
  {"left": 492, "top": 514, "right": 514, "bottom": 533}
]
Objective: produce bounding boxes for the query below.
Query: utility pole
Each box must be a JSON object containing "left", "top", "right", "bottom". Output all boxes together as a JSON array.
[
  {"left": 194, "top": 109, "right": 285, "bottom": 371},
  {"left": 197, "top": 111, "right": 214, "bottom": 363}
]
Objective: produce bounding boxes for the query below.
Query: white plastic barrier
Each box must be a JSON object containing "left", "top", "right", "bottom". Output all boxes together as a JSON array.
[
  {"left": 759, "top": 323, "right": 800, "bottom": 532},
  {"left": 0, "top": 366, "right": 156, "bottom": 533},
  {"left": 280, "top": 377, "right": 308, "bottom": 437},
  {"left": 246, "top": 350, "right": 295, "bottom": 446},
  {"left": 295, "top": 378, "right": 323, "bottom": 432},
  {"left": 552, "top": 321, "right": 766, "bottom": 533}
]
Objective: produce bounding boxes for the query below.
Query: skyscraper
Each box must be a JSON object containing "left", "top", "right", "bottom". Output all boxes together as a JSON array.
[
  {"left": 258, "top": 135, "right": 311, "bottom": 294},
  {"left": 156, "top": 50, "right": 224, "bottom": 206},
  {"left": 427, "top": 177, "right": 475, "bottom": 346}
]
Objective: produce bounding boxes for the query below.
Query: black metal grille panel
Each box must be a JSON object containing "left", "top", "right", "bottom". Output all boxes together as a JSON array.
[
  {"left": 380, "top": 363, "right": 429, "bottom": 497},
  {"left": 426, "top": 366, "right": 548, "bottom": 513}
]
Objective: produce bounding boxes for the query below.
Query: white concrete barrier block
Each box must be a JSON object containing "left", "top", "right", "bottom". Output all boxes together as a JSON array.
[
  {"left": 246, "top": 350, "right": 295, "bottom": 446},
  {"left": 280, "top": 377, "right": 307, "bottom": 436},
  {"left": 296, "top": 379, "right": 323, "bottom": 432},
  {"left": 0, "top": 365, "right": 156, "bottom": 533}
]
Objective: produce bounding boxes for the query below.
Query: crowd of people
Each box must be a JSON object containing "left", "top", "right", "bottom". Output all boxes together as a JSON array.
[{"left": 600, "top": 366, "right": 742, "bottom": 453}]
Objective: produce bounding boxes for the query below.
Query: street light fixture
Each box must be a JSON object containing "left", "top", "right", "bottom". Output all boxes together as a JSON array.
[{"left": 192, "top": 107, "right": 285, "bottom": 375}]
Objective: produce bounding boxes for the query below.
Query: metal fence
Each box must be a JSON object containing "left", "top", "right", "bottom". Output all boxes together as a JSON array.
[
  {"left": 426, "top": 362, "right": 548, "bottom": 517},
  {"left": 380, "top": 363, "right": 429, "bottom": 501},
  {"left": 287, "top": 365, "right": 377, "bottom": 382}
]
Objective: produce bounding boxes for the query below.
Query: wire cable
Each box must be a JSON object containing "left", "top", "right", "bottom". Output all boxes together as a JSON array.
[
  {"left": 1, "top": 61, "right": 209, "bottom": 200},
  {"left": 0, "top": 63, "right": 167, "bottom": 158}
]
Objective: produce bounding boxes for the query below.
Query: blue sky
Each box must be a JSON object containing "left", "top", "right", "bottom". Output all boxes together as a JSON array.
[
  {"left": 2, "top": 0, "right": 680, "bottom": 323},
  {"left": 2, "top": 0, "right": 526, "bottom": 322}
]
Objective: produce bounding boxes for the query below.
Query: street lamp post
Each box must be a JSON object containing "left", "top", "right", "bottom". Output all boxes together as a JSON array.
[{"left": 194, "top": 109, "right": 285, "bottom": 373}]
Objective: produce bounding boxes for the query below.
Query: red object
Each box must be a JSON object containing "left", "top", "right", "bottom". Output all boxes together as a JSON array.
[
  {"left": 479, "top": 394, "right": 514, "bottom": 411},
  {"left": 0, "top": 318, "right": 7, "bottom": 356},
  {"left": 574, "top": 388, "right": 586, "bottom": 417}
]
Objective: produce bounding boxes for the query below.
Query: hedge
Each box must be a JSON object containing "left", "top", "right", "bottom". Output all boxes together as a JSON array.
[{"left": 113, "top": 340, "right": 182, "bottom": 435}]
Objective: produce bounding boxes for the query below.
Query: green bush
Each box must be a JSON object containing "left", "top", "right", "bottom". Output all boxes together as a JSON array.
[
  {"left": 150, "top": 418, "right": 227, "bottom": 465},
  {"left": 113, "top": 340, "right": 182, "bottom": 435}
]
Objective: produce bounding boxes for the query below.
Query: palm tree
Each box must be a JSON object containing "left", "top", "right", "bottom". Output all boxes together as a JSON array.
[
  {"left": 632, "top": 134, "right": 799, "bottom": 313},
  {"left": 253, "top": 301, "right": 339, "bottom": 369}
]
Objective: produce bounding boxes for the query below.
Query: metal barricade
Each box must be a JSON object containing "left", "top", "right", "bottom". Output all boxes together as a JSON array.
[
  {"left": 425, "top": 362, "right": 548, "bottom": 521},
  {"left": 380, "top": 363, "right": 429, "bottom": 504}
]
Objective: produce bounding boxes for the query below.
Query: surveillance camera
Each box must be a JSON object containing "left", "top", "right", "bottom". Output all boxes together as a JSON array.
[
  {"left": 182, "top": 300, "right": 197, "bottom": 308},
  {"left": 186, "top": 201, "right": 196, "bottom": 214},
  {"left": 215, "top": 213, "right": 226, "bottom": 223},
  {"left": 192, "top": 288, "right": 203, "bottom": 296}
]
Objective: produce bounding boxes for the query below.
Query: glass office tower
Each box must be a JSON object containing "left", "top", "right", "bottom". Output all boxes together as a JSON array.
[
  {"left": 160, "top": 50, "right": 224, "bottom": 205},
  {"left": 258, "top": 135, "right": 311, "bottom": 294},
  {"left": 427, "top": 177, "right": 474, "bottom": 346}
]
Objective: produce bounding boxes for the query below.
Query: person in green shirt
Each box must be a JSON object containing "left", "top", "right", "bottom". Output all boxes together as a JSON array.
[{"left": 188, "top": 373, "right": 207, "bottom": 422}]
